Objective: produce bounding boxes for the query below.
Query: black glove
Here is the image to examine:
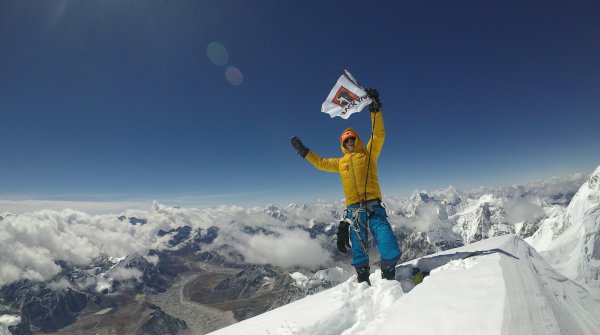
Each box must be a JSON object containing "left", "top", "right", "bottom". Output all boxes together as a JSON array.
[
  {"left": 337, "top": 220, "right": 351, "bottom": 253},
  {"left": 290, "top": 136, "right": 309, "bottom": 158},
  {"left": 365, "top": 88, "right": 382, "bottom": 113}
]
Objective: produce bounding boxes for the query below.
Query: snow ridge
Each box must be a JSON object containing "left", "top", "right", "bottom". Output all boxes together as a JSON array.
[{"left": 208, "top": 235, "right": 600, "bottom": 335}]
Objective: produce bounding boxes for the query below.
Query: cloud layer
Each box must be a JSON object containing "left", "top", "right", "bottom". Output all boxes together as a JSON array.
[
  {"left": 0, "top": 173, "right": 588, "bottom": 288},
  {"left": 0, "top": 201, "right": 337, "bottom": 288}
]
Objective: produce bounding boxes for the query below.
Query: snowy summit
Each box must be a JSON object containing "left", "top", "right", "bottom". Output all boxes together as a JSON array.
[{"left": 208, "top": 235, "right": 600, "bottom": 335}]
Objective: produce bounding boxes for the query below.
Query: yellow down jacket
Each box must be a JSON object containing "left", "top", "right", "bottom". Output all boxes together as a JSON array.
[{"left": 306, "top": 112, "right": 385, "bottom": 206}]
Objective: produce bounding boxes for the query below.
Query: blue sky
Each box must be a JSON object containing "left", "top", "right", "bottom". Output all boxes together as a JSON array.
[{"left": 1, "top": 0, "right": 599, "bottom": 209}]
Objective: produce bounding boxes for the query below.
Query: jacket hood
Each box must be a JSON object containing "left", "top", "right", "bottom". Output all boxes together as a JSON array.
[{"left": 340, "top": 128, "right": 364, "bottom": 154}]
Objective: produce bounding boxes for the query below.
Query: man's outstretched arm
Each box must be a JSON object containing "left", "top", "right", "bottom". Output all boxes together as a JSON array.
[{"left": 291, "top": 136, "right": 339, "bottom": 172}]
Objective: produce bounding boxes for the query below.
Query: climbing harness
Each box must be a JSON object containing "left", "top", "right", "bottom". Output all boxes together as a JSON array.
[
  {"left": 344, "top": 199, "right": 383, "bottom": 254},
  {"left": 346, "top": 207, "right": 368, "bottom": 254}
]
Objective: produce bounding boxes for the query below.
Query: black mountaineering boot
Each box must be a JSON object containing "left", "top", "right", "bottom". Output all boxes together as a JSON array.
[
  {"left": 356, "top": 265, "right": 371, "bottom": 286},
  {"left": 381, "top": 264, "right": 396, "bottom": 280}
]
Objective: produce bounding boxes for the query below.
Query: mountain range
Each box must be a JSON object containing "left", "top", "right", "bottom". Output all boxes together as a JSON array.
[{"left": 0, "top": 166, "right": 598, "bottom": 334}]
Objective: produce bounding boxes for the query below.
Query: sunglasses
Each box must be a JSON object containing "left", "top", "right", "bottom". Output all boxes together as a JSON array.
[{"left": 344, "top": 137, "right": 356, "bottom": 144}]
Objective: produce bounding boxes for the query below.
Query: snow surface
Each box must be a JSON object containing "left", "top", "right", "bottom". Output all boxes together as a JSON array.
[{"left": 208, "top": 235, "right": 600, "bottom": 335}]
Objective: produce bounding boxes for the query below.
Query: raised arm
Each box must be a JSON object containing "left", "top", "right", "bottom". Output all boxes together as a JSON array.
[
  {"left": 291, "top": 136, "right": 339, "bottom": 172},
  {"left": 365, "top": 88, "right": 385, "bottom": 159}
]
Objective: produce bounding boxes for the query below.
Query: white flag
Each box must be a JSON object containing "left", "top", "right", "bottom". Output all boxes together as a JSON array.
[{"left": 321, "top": 70, "right": 372, "bottom": 119}]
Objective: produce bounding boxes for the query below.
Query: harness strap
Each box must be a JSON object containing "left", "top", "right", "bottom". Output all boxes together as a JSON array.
[
  {"left": 345, "top": 199, "right": 382, "bottom": 255},
  {"left": 344, "top": 197, "right": 387, "bottom": 253},
  {"left": 349, "top": 216, "right": 369, "bottom": 254}
]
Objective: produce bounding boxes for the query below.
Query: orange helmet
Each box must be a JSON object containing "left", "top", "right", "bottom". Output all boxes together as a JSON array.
[{"left": 340, "top": 128, "right": 359, "bottom": 146}]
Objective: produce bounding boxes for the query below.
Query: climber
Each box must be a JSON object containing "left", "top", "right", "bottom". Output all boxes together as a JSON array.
[{"left": 291, "top": 88, "right": 401, "bottom": 285}]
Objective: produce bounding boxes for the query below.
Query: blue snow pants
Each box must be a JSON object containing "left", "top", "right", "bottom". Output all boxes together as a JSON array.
[{"left": 346, "top": 202, "right": 401, "bottom": 268}]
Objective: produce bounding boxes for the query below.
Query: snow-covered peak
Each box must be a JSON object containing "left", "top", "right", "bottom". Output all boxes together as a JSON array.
[
  {"left": 286, "top": 203, "right": 308, "bottom": 210},
  {"left": 265, "top": 204, "right": 287, "bottom": 221},
  {"left": 563, "top": 165, "right": 600, "bottom": 232},
  {"left": 207, "top": 235, "right": 600, "bottom": 335},
  {"left": 527, "top": 164, "right": 600, "bottom": 295},
  {"left": 451, "top": 194, "right": 511, "bottom": 244},
  {"left": 396, "top": 190, "right": 439, "bottom": 219},
  {"left": 453, "top": 194, "right": 503, "bottom": 219},
  {"left": 430, "top": 185, "right": 464, "bottom": 205},
  {"left": 409, "top": 190, "right": 432, "bottom": 203}
]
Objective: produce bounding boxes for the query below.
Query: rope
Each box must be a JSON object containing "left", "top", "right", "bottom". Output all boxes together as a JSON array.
[{"left": 362, "top": 112, "right": 376, "bottom": 204}]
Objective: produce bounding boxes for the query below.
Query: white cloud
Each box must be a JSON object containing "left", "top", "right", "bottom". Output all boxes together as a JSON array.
[
  {"left": 0, "top": 199, "right": 149, "bottom": 215},
  {"left": 412, "top": 202, "right": 444, "bottom": 232},
  {"left": 48, "top": 278, "right": 74, "bottom": 291},
  {"left": 468, "top": 172, "right": 589, "bottom": 201},
  {"left": 0, "top": 172, "right": 585, "bottom": 288},
  {"left": 504, "top": 197, "right": 545, "bottom": 224},
  {"left": 0, "top": 208, "right": 159, "bottom": 287},
  {"left": 241, "top": 229, "right": 332, "bottom": 269},
  {"left": 0, "top": 201, "right": 340, "bottom": 288}
]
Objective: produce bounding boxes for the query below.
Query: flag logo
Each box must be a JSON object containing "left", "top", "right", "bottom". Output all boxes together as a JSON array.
[
  {"left": 321, "top": 69, "right": 372, "bottom": 119},
  {"left": 333, "top": 86, "right": 359, "bottom": 107}
]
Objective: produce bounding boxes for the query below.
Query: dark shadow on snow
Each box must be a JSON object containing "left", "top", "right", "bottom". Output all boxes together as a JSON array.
[{"left": 394, "top": 248, "right": 519, "bottom": 293}]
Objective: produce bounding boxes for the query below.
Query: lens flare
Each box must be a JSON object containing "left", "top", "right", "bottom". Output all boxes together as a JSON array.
[
  {"left": 206, "top": 42, "right": 229, "bottom": 66},
  {"left": 225, "top": 66, "right": 243, "bottom": 86}
]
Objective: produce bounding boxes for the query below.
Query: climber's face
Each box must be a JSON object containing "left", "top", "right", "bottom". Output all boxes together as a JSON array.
[{"left": 344, "top": 137, "right": 356, "bottom": 152}]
